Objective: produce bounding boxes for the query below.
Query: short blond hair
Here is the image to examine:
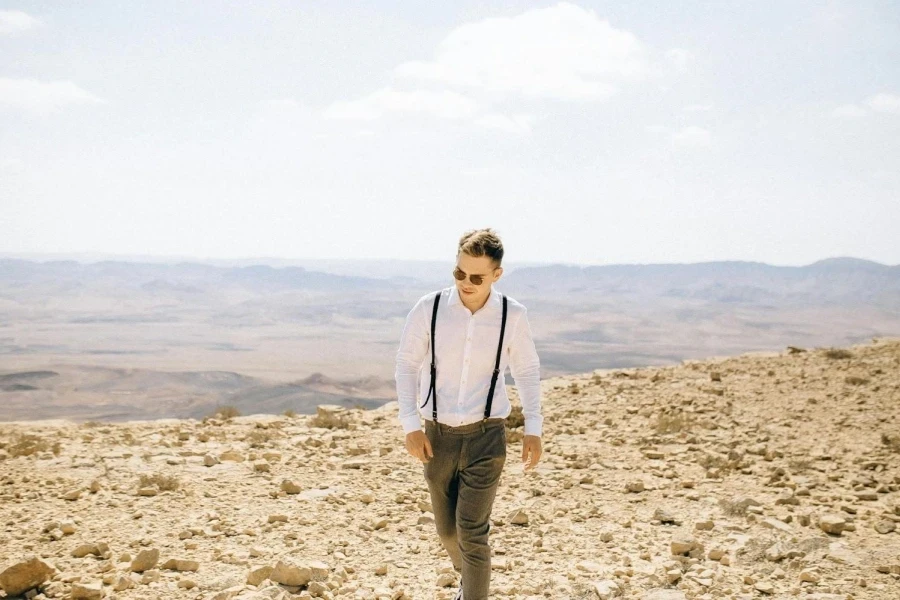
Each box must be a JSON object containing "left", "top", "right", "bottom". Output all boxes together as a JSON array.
[{"left": 458, "top": 228, "right": 504, "bottom": 266}]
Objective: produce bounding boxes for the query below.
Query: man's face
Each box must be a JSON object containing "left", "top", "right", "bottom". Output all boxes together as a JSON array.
[{"left": 454, "top": 252, "right": 502, "bottom": 305}]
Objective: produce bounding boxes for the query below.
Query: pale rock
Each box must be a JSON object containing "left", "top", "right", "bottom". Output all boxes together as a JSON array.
[
  {"left": 130, "top": 548, "right": 159, "bottom": 572},
  {"left": 112, "top": 575, "right": 135, "bottom": 591},
  {"left": 271, "top": 560, "right": 311, "bottom": 586},
  {"left": 670, "top": 531, "right": 699, "bottom": 556},
  {"left": 309, "top": 560, "right": 330, "bottom": 581},
  {"left": 592, "top": 579, "right": 620, "bottom": 599},
  {"left": 800, "top": 568, "right": 820, "bottom": 583},
  {"left": 220, "top": 449, "right": 245, "bottom": 462},
  {"left": 874, "top": 519, "right": 895, "bottom": 534},
  {"left": 161, "top": 558, "right": 200, "bottom": 571},
  {"left": 70, "top": 582, "right": 104, "bottom": 599},
  {"left": 508, "top": 508, "right": 529, "bottom": 525},
  {"left": 0, "top": 557, "right": 55, "bottom": 597},
  {"left": 694, "top": 519, "right": 714, "bottom": 531},
  {"left": 59, "top": 520, "right": 77, "bottom": 535},
  {"left": 626, "top": 480, "right": 645, "bottom": 493},
  {"left": 62, "top": 488, "right": 83, "bottom": 501},
  {"left": 248, "top": 565, "right": 274, "bottom": 586},
  {"left": 754, "top": 581, "right": 775, "bottom": 595},
  {"left": 818, "top": 514, "right": 846, "bottom": 535},
  {"left": 281, "top": 480, "right": 302, "bottom": 494},
  {"left": 435, "top": 573, "right": 456, "bottom": 587},
  {"left": 652, "top": 508, "right": 680, "bottom": 525},
  {"left": 72, "top": 542, "right": 110, "bottom": 559},
  {"left": 140, "top": 569, "right": 160, "bottom": 584}
]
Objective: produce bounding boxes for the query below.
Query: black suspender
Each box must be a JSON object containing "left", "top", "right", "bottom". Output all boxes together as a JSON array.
[
  {"left": 484, "top": 295, "right": 508, "bottom": 419},
  {"left": 418, "top": 292, "right": 441, "bottom": 418},
  {"left": 419, "top": 290, "right": 508, "bottom": 422}
]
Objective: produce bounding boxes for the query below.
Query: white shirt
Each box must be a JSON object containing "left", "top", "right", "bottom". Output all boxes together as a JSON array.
[{"left": 395, "top": 286, "right": 543, "bottom": 437}]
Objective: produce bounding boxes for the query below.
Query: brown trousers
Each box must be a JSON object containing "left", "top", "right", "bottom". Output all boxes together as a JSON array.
[{"left": 423, "top": 417, "right": 507, "bottom": 600}]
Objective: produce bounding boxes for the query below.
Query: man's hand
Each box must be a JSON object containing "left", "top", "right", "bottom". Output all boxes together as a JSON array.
[
  {"left": 405, "top": 430, "right": 433, "bottom": 463},
  {"left": 521, "top": 434, "right": 542, "bottom": 471}
]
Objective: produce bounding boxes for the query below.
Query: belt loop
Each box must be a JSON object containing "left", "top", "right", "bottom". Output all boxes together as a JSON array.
[{"left": 480, "top": 419, "right": 485, "bottom": 434}]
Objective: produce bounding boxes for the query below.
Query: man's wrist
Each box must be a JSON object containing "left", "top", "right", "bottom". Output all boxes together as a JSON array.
[
  {"left": 401, "top": 415, "right": 423, "bottom": 435},
  {"left": 523, "top": 420, "right": 542, "bottom": 437}
]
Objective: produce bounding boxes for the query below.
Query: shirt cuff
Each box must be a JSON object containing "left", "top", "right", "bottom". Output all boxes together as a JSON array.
[
  {"left": 400, "top": 413, "right": 423, "bottom": 435},
  {"left": 524, "top": 418, "right": 542, "bottom": 437}
]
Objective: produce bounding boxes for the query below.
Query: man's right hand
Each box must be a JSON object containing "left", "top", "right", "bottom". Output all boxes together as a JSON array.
[{"left": 405, "top": 430, "right": 433, "bottom": 463}]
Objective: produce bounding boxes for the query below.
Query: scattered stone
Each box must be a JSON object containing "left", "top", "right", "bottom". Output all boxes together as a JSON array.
[
  {"left": 0, "top": 557, "right": 55, "bottom": 597},
  {"left": 130, "top": 548, "right": 159, "bottom": 573},
  {"left": 270, "top": 560, "right": 311, "bottom": 586},
  {"left": 280, "top": 480, "right": 302, "bottom": 494},
  {"left": 160, "top": 558, "right": 199, "bottom": 572},
  {"left": 653, "top": 508, "right": 681, "bottom": 525},
  {"left": 220, "top": 449, "right": 245, "bottom": 462},
  {"left": 819, "top": 514, "right": 847, "bottom": 535},
  {"left": 874, "top": 519, "right": 896, "bottom": 534},
  {"left": 593, "top": 580, "right": 620, "bottom": 599},
  {"left": 670, "top": 531, "right": 699, "bottom": 556},
  {"left": 754, "top": 581, "right": 775, "bottom": 595},
  {"left": 626, "top": 480, "right": 645, "bottom": 493},
  {"left": 72, "top": 542, "right": 110, "bottom": 559},
  {"left": 508, "top": 508, "right": 529, "bottom": 525},
  {"left": 71, "top": 582, "right": 103, "bottom": 599}
]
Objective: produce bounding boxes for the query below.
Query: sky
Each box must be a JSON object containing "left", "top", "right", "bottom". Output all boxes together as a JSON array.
[{"left": 1, "top": 1, "right": 899, "bottom": 267}]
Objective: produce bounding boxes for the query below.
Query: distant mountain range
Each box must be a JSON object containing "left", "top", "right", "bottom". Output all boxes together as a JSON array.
[
  {"left": 2, "top": 255, "right": 898, "bottom": 303},
  {"left": 502, "top": 257, "right": 900, "bottom": 307}
]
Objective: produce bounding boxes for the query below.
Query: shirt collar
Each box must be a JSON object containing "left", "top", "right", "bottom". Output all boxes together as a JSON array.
[{"left": 447, "top": 286, "right": 500, "bottom": 311}]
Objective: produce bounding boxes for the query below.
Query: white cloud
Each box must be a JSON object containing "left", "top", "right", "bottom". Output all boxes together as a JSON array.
[
  {"left": 0, "top": 10, "right": 40, "bottom": 34},
  {"left": 324, "top": 87, "right": 479, "bottom": 121},
  {"left": 665, "top": 48, "right": 694, "bottom": 74},
  {"left": 0, "top": 78, "right": 105, "bottom": 114},
  {"left": 475, "top": 113, "right": 534, "bottom": 135},
  {"left": 865, "top": 92, "right": 900, "bottom": 115},
  {"left": 393, "top": 2, "right": 650, "bottom": 101},
  {"left": 0, "top": 157, "right": 26, "bottom": 174},
  {"left": 683, "top": 103, "right": 713, "bottom": 113},
  {"left": 831, "top": 104, "right": 867, "bottom": 118},
  {"left": 671, "top": 126, "right": 711, "bottom": 148}
]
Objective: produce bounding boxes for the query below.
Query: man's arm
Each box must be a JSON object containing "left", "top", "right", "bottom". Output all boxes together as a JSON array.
[
  {"left": 395, "top": 296, "right": 430, "bottom": 434},
  {"left": 508, "top": 308, "right": 543, "bottom": 437}
]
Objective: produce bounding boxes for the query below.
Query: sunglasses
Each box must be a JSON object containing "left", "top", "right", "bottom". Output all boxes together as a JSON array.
[{"left": 453, "top": 267, "right": 492, "bottom": 286}]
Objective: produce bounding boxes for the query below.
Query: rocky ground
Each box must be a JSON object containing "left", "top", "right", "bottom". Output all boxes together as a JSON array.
[{"left": 1, "top": 338, "right": 899, "bottom": 600}]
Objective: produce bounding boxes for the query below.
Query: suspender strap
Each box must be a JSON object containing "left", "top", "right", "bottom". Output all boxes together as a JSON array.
[
  {"left": 484, "top": 295, "right": 508, "bottom": 420},
  {"left": 418, "top": 292, "right": 441, "bottom": 418}
]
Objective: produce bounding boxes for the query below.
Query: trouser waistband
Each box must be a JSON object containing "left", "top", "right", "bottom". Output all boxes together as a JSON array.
[{"left": 425, "top": 417, "right": 506, "bottom": 435}]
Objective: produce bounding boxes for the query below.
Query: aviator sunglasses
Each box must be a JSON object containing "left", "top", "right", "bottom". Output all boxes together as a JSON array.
[{"left": 453, "top": 266, "right": 493, "bottom": 286}]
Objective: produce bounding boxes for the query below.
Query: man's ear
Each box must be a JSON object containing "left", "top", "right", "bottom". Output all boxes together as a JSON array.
[{"left": 494, "top": 266, "right": 503, "bottom": 282}]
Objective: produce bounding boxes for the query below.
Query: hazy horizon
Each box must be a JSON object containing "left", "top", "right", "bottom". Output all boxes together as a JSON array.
[{"left": 1, "top": 250, "right": 897, "bottom": 270}]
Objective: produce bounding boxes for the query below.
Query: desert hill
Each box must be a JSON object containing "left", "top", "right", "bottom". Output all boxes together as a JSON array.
[{"left": 1, "top": 339, "right": 899, "bottom": 600}]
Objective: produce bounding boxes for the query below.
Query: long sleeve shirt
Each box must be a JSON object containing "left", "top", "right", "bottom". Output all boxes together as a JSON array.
[{"left": 395, "top": 286, "right": 543, "bottom": 437}]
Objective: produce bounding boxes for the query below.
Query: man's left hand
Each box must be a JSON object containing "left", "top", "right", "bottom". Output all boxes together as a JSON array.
[{"left": 521, "top": 435, "right": 542, "bottom": 471}]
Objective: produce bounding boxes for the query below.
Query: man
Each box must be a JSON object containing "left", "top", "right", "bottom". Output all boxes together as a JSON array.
[{"left": 395, "top": 228, "right": 543, "bottom": 600}]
